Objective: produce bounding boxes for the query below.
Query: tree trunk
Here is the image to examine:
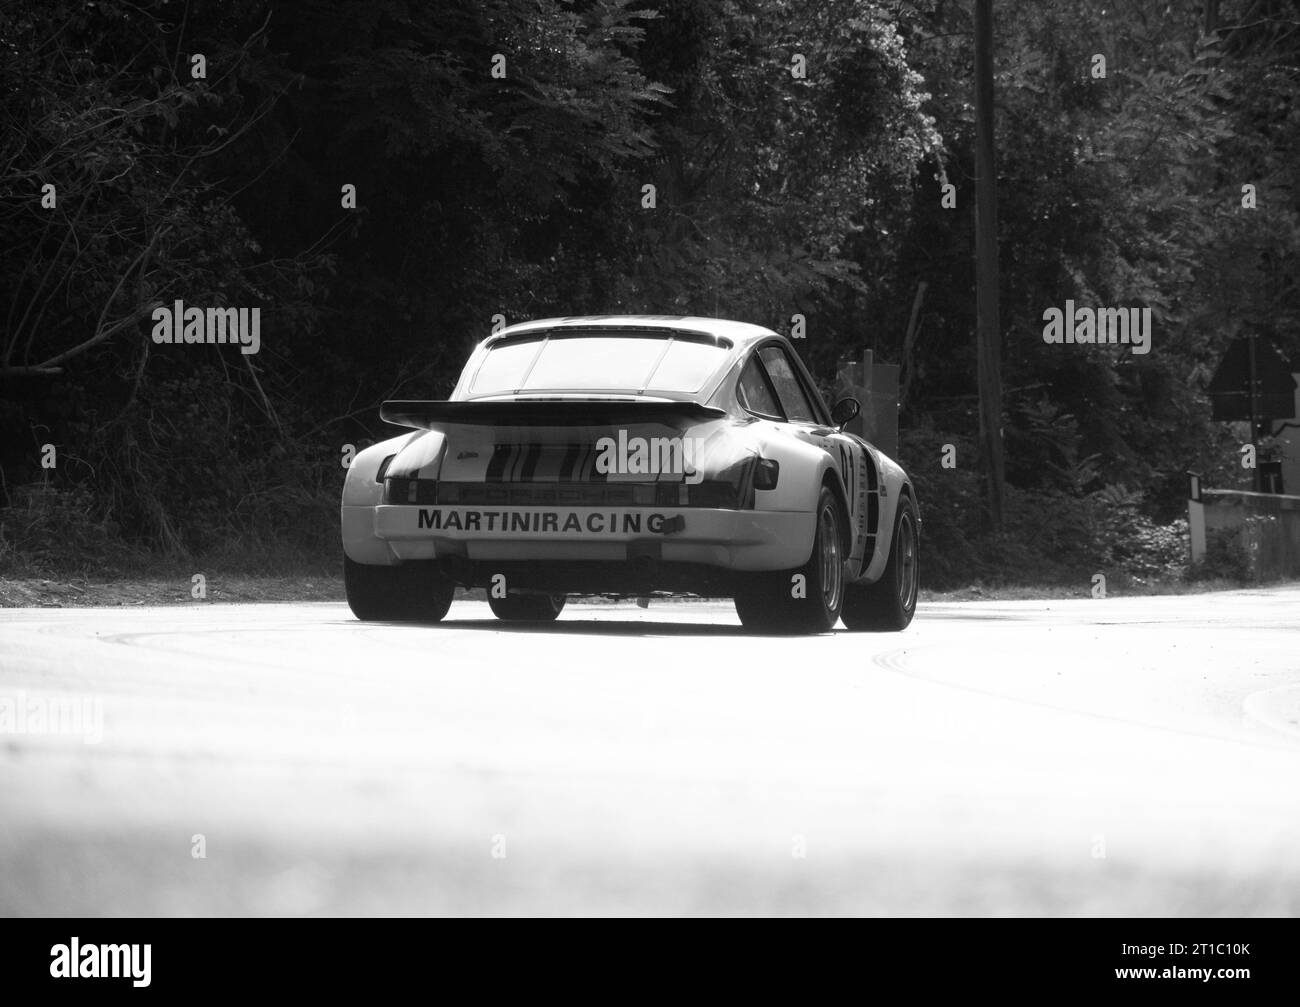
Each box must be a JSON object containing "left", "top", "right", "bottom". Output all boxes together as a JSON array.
[{"left": 974, "top": 0, "right": 1005, "bottom": 528}]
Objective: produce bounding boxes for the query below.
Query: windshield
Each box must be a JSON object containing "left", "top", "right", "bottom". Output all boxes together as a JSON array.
[{"left": 467, "top": 332, "right": 729, "bottom": 396}]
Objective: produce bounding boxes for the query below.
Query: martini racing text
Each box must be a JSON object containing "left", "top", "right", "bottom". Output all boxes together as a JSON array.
[{"left": 416, "top": 508, "right": 675, "bottom": 534}]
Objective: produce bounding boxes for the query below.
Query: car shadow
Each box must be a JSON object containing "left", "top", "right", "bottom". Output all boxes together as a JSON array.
[
  {"left": 438, "top": 617, "right": 822, "bottom": 637},
  {"left": 342, "top": 616, "right": 854, "bottom": 638}
]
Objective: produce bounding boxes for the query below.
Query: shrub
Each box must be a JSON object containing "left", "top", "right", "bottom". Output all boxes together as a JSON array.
[
  {"left": 1186, "top": 526, "right": 1251, "bottom": 582},
  {"left": 0, "top": 482, "right": 135, "bottom": 576}
]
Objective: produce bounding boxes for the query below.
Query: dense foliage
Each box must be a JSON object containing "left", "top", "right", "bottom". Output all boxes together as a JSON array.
[{"left": 2, "top": 0, "right": 1298, "bottom": 587}]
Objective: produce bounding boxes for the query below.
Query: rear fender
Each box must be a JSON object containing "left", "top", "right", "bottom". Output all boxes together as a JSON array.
[
  {"left": 341, "top": 432, "right": 424, "bottom": 564},
  {"left": 749, "top": 435, "right": 846, "bottom": 565}
]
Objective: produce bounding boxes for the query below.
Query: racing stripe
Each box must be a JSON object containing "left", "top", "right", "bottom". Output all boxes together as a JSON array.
[
  {"left": 486, "top": 444, "right": 513, "bottom": 482},
  {"left": 528, "top": 443, "right": 567, "bottom": 483},
  {"left": 498, "top": 444, "right": 513, "bottom": 482},
  {"left": 507, "top": 443, "right": 528, "bottom": 482},
  {"left": 580, "top": 443, "right": 605, "bottom": 482},
  {"left": 520, "top": 443, "right": 542, "bottom": 482},
  {"left": 558, "top": 443, "right": 581, "bottom": 482}
]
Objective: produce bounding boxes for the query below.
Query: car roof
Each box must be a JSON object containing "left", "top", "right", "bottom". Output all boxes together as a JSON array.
[{"left": 492, "top": 315, "right": 780, "bottom": 348}]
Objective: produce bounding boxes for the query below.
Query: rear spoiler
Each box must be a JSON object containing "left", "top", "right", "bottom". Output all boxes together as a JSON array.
[{"left": 380, "top": 399, "right": 727, "bottom": 429}]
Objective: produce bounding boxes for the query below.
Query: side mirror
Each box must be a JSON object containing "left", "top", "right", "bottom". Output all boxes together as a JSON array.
[{"left": 831, "top": 397, "right": 861, "bottom": 430}]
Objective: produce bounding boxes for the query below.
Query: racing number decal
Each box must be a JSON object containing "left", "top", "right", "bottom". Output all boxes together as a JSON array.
[
  {"left": 838, "top": 440, "right": 871, "bottom": 573},
  {"left": 855, "top": 445, "right": 871, "bottom": 571}
]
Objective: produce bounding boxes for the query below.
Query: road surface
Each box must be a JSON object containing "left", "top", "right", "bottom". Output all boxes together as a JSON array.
[{"left": 2, "top": 588, "right": 1298, "bottom": 915}]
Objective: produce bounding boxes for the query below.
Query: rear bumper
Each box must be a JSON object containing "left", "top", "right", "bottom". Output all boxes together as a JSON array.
[{"left": 342, "top": 503, "right": 815, "bottom": 571}]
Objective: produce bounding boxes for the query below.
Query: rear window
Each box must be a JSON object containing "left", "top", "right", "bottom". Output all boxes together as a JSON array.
[{"left": 468, "top": 333, "right": 729, "bottom": 395}]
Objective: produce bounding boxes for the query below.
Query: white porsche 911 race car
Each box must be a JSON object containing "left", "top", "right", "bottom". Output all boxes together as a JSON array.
[{"left": 341, "top": 316, "right": 919, "bottom": 633}]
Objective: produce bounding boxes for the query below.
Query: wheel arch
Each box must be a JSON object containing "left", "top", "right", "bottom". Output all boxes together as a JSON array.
[
  {"left": 898, "top": 479, "right": 920, "bottom": 537},
  {"left": 820, "top": 467, "right": 853, "bottom": 556}
]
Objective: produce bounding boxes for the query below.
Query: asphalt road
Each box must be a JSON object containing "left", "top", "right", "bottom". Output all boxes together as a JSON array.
[{"left": 2, "top": 588, "right": 1298, "bottom": 916}]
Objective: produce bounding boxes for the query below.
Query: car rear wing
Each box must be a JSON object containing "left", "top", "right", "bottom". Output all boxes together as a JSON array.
[{"left": 380, "top": 399, "right": 727, "bottom": 429}]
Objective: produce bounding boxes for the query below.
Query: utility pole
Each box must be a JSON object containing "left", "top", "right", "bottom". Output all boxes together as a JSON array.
[
  {"left": 1247, "top": 332, "right": 1261, "bottom": 492},
  {"left": 974, "top": 0, "right": 1004, "bottom": 527}
]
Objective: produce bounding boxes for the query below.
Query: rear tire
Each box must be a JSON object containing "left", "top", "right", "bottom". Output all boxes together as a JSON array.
[
  {"left": 734, "top": 485, "right": 846, "bottom": 634},
  {"left": 841, "top": 494, "right": 919, "bottom": 631},
  {"left": 488, "top": 591, "right": 566, "bottom": 622},
  {"left": 344, "top": 555, "right": 455, "bottom": 622}
]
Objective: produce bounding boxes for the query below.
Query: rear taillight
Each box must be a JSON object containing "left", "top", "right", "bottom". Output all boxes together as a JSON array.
[
  {"left": 682, "top": 481, "right": 744, "bottom": 508},
  {"left": 753, "top": 458, "right": 779, "bottom": 491},
  {"left": 384, "top": 477, "right": 437, "bottom": 504}
]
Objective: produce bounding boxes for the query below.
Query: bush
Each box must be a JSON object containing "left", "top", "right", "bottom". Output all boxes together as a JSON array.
[
  {"left": 0, "top": 482, "right": 136, "bottom": 576},
  {"left": 1085, "top": 485, "right": 1189, "bottom": 582},
  {"left": 1186, "top": 526, "right": 1251, "bottom": 582},
  {"left": 900, "top": 421, "right": 1192, "bottom": 590}
]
